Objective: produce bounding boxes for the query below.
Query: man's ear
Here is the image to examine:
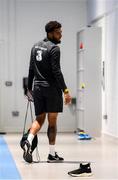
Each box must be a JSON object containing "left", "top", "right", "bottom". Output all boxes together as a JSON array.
[{"left": 48, "top": 32, "right": 53, "bottom": 38}]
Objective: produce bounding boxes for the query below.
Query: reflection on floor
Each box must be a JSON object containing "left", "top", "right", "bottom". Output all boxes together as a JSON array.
[{"left": 2, "top": 133, "right": 118, "bottom": 179}]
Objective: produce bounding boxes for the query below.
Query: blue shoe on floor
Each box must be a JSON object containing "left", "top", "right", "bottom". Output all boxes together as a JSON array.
[
  {"left": 79, "top": 134, "right": 85, "bottom": 140},
  {"left": 84, "top": 134, "right": 92, "bottom": 140},
  {"left": 78, "top": 133, "right": 86, "bottom": 140},
  {"left": 78, "top": 132, "right": 92, "bottom": 140}
]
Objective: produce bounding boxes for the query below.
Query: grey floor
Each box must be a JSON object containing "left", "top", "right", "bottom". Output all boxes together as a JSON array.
[{"left": 4, "top": 133, "right": 118, "bottom": 179}]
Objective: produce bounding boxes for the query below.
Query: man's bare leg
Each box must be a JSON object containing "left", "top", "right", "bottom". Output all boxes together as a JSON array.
[
  {"left": 47, "top": 113, "right": 58, "bottom": 145},
  {"left": 22, "top": 113, "right": 46, "bottom": 163},
  {"left": 47, "top": 113, "right": 64, "bottom": 162},
  {"left": 30, "top": 113, "right": 46, "bottom": 134}
]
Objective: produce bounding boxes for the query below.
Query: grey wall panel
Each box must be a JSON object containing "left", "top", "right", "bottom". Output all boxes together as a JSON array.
[{"left": 76, "top": 27, "right": 102, "bottom": 137}]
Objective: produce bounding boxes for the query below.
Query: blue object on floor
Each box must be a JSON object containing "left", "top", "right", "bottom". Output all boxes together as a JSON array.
[
  {"left": 78, "top": 133, "right": 86, "bottom": 140},
  {"left": 0, "top": 136, "right": 21, "bottom": 179},
  {"left": 78, "top": 132, "right": 92, "bottom": 140},
  {"left": 84, "top": 134, "right": 92, "bottom": 140}
]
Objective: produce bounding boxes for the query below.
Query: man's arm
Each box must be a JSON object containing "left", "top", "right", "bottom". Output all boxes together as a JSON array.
[
  {"left": 50, "top": 46, "right": 71, "bottom": 104},
  {"left": 28, "top": 47, "right": 35, "bottom": 91},
  {"left": 50, "top": 46, "right": 67, "bottom": 91},
  {"left": 27, "top": 47, "right": 35, "bottom": 101}
]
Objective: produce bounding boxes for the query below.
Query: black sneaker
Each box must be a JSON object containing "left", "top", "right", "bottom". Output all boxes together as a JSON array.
[
  {"left": 22, "top": 140, "right": 33, "bottom": 163},
  {"left": 47, "top": 152, "right": 64, "bottom": 163},
  {"left": 68, "top": 163, "right": 92, "bottom": 177}
]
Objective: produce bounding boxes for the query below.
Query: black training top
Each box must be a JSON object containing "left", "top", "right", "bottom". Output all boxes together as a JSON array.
[{"left": 28, "top": 38, "right": 67, "bottom": 92}]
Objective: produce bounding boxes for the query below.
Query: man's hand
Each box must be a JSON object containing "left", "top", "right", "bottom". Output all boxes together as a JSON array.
[
  {"left": 26, "top": 90, "right": 34, "bottom": 102},
  {"left": 64, "top": 92, "right": 72, "bottom": 105}
]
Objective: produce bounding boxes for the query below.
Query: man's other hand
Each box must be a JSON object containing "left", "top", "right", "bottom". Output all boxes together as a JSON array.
[{"left": 26, "top": 90, "right": 34, "bottom": 102}]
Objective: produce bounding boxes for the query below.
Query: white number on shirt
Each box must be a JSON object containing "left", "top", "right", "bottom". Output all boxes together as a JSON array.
[{"left": 36, "top": 50, "right": 42, "bottom": 61}]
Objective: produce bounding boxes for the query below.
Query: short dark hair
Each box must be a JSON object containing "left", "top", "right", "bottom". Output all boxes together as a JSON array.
[{"left": 45, "top": 21, "right": 61, "bottom": 33}]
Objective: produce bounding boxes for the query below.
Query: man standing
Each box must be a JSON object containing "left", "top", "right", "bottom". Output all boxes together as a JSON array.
[{"left": 23, "top": 21, "right": 72, "bottom": 163}]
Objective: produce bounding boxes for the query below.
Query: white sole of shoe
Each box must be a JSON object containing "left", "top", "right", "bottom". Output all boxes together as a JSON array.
[{"left": 68, "top": 172, "right": 93, "bottom": 177}]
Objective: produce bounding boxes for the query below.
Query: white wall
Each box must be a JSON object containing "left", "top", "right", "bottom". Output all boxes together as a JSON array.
[
  {"left": 0, "top": 0, "right": 87, "bottom": 132},
  {"left": 87, "top": 0, "right": 118, "bottom": 137}
]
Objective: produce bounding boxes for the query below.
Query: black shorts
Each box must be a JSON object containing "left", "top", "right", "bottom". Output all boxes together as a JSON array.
[{"left": 33, "top": 85, "right": 63, "bottom": 116}]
